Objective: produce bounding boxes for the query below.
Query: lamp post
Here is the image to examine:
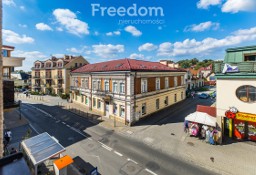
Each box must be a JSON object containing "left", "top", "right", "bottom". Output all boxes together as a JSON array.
[{"left": 18, "top": 100, "right": 22, "bottom": 120}]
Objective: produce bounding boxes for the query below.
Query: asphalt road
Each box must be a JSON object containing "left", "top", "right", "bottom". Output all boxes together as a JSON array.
[{"left": 21, "top": 97, "right": 218, "bottom": 175}]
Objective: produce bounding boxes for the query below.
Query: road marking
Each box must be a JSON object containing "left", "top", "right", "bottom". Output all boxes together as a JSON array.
[
  {"left": 66, "top": 125, "right": 70, "bottom": 128},
  {"left": 62, "top": 122, "right": 66, "bottom": 125},
  {"left": 29, "top": 124, "right": 39, "bottom": 134},
  {"left": 88, "top": 138, "right": 92, "bottom": 140},
  {"left": 101, "top": 144, "right": 112, "bottom": 151},
  {"left": 145, "top": 168, "right": 158, "bottom": 175},
  {"left": 127, "top": 158, "right": 138, "bottom": 164},
  {"left": 114, "top": 151, "right": 123, "bottom": 157}
]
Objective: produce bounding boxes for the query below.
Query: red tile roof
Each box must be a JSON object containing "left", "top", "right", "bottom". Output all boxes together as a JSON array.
[
  {"left": 196, "top": 105, "right": 216, "bottom": 117},
  {"left": 72, "top": 58, "right": 186, "bottom": 73}
]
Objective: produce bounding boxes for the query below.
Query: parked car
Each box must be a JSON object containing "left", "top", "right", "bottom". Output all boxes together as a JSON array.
[
  {"left": 23, "top": 90, "right": 31, "bottom": 94},
  {"left": 199, "top": 93, "right": 209, "bottom": 99},
  {"left": 209, "top": 91, "right": 216, "bottom": 98}
]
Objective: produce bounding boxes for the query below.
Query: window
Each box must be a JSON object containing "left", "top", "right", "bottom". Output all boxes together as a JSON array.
[
  {"left": 93, "top": 81, "right": 97, "bottom": 90},
  {"left": 2, "top": 50, "right": 8, "bottom": 57},
  {"left": 142, "top": 103, "right": 146, "bottom": 115},
  {"left": 181, "top": 92, "right": 184, "bottom": 100},
  {"left": 244, "top": 54, "right": 256, "bottom": 61},
  {"left": 156, "top": 78, "right": 160, "bottom": 90},
  {"left": 174, "top": 77, "right": 178, "bottom": 87},
  {"left": 93, "top": 98, "right": 96, "bottom": 107},
  {"left": 141, "top": 79, "right": 148, "bottom": 93},
  {"left": 113, "top": 103, "right": 117, "bottom": 114},
  {"left": 85, "top": 96, "right": 88, "bottom": 104},
  {"left": 80, "top": 63, "right": 83, "bottom": 67},
  {"left": 85, "top": 79, "right": 89, "bottom": 89},
  {"left": 120, "top": 83, "right": 125, "bottom": 93},
  {"left": 165, "top": 96, "right": 168, "bottom": 106},
  {"left": 81, "top": 79, "right": 85, "bottom": 88},
  {"left": 81, "top": 95, "right": 84, "bottom": 103},
  {"left": 97, "top": 99, "right": 101, "bottom": 109},
  {"left": 174, "top": 94, "right": 177, "bottom": 102},
  {"left": 75, "top": 63, "right": 78, "bottom": 67},
  {"left": 156, "top": 99, "right": 160, "bottom": 110},
  {"left": 236, "top": 85, "right": 256, "bottom": 103},
  {"left": 113, "top": 82, "right": 118, "bottom": 93},
  {"left": 165, "top": 77, "right": 169, "bottom": 89},
  {"left": 97, "top": 81, "right": 101, "bottom": 90},
  {"left": 120, "top": 105, "right": 125, "bottom": 117},
  {"left": 181, "top": 76, "right": 184, "bottom": 85},
  {"left": 105, "top": 81, "right": 109, "bottom": 91}
]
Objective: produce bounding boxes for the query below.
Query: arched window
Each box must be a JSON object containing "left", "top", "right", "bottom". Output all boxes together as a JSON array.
[{"left": 236, "top": 85, "right": 256, "bottom": 103}]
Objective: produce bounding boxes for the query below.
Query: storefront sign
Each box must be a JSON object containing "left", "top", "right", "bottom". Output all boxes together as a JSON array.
[{"left": 236, "top": 112, "right": 256, "bottom": 123}]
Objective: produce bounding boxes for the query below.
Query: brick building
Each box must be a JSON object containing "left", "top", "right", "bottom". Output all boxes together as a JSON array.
[{"left": 70, "top": 59, "right": 186, "bottom": 125}]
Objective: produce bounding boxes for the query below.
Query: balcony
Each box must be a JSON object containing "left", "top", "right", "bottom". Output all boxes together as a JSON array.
[
  {"left": 45, "top": 75, "right": 52, "bottom": 79},
  {"left": 55, "top": 75, "right": 63, "bottom": 79},
  {"left": 33, "top": 75, "right": 41, "bottom": 79},
  {"left": 3, "top": 56, "right": 25, "bottom": 67},
  {"left": 215, "top": 62, "right": 256, "bottom": 74},
  {"left": 93, "top": 90, "right": 113, "bottom": 97}
]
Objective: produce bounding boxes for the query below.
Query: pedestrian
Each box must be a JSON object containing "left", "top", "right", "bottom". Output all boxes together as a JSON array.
[
  {"left": 10, "top": 147, "right": 17, "bottom": 154},
  {"left": 184, "top": 120, "right": 189, "bottom": 133},
  {"left": 4, "top": 129, "right": 12, "bottom": 145}
]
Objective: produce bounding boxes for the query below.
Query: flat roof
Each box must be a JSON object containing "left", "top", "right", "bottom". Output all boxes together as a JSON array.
[{"left": 21, "top": 132, "right": 65, "bottom": 166}]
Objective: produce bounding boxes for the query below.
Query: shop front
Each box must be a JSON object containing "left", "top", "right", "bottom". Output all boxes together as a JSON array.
[{"left": 224, "top": 110, "right": 256, "bottom": 142}]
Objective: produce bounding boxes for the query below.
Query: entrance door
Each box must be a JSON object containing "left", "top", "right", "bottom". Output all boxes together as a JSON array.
[{"left": 105, "top": 102, "right": 109, "bottom": 117}]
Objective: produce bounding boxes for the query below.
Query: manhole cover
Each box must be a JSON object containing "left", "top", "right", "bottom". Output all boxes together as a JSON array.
[
  {"left": 171, "top": 133, "right": 175, "bottom": 136},
  {"left": 187, "top": 142, "right": 194, "bottom": 146}
]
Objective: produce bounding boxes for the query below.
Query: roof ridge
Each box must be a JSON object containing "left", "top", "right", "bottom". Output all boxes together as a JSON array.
[{"left": 126, "top": 58, "right": 132, "bottom": 70}]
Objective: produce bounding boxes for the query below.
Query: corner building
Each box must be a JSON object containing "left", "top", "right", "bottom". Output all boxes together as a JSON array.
[{"left": 70, "top": 59, "right": 186, "bottom": 125}]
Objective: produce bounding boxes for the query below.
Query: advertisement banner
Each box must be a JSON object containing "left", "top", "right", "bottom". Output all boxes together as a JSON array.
[{"left": 236, "top": 112, "right": 256, "bottom": 123}]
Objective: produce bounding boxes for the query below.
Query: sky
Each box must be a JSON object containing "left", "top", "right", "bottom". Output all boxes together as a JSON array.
[{"left": 3, "top": 0, "right": 256, "bottom": 71}]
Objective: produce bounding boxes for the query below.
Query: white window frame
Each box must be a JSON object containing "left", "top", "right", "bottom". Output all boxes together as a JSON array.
[
  {"left": 113, "top": 103, "right": 117, "bottom": 114},
  {"left": 93, "top": 81, "right": 97, "bottom": 91},
  {"left": 113, "top": 82, "right": 118, "bottom": 93},
  {"left": 97, "top": 80, "right": 101, "bottom": 91},
  {"left": 81, "top": 79, "right": 85, "bottom": 88},
  {"left": 93, "top": 98, "right": 96, "bottom": 107},
  {"left": 120, "top": 83, "right": 125, "bottom": 94},
  {"left": 156, "top": 78, "right": 160, "bottom": 90},
  {"left": 174, "top": 77, "right": 178, "bottom": 87},
  {"left": 105, "top": 81, "right": 109, "bottom": 92},
  {"left": 85, "top": 79, "right": 88, "bottom": 89},
  {"left": 141, "top": 79, "right": 148, "bottom": 93},
  {"left": 97, "top": 99, "right": 101, "bottom": 109},
  {"left": 165, "top": 77, "right": 169, "bottom": 89},
  {"left": 120, "top": 105, "right": 125, "bottom": 117},
  {"left": 181, "top": 76, "right": 184, "bottom": 85}
]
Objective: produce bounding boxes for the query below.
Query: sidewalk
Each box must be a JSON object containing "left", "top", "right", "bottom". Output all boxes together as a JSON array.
[{"left": 16, "top": 94, "right": 256, "bottom": 175}]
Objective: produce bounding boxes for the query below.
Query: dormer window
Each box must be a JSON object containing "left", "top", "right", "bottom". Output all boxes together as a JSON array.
[
  {"left": 46, "top": 62, "right": 52, "bottom": 68},
  {"left": 244, "top": 54, "right": 256, "bottom": 62}
]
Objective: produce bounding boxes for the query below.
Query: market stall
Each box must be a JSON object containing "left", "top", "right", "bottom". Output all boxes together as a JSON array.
[{"left": 185, "top": 111, "right": 216, "bottom": 127}]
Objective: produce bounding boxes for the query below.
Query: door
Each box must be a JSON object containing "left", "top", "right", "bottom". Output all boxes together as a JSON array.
[{"left": 105, "top": 102, "right": 109, "bottom": 117}]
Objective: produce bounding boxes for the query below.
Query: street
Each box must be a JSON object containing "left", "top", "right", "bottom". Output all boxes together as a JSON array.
[{"left": 19, "top": 95, "right": 218, "bottom": 175}]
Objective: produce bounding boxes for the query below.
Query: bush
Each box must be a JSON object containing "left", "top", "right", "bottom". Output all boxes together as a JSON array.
[
  {"left": 195, "top": 87, "right": 209, "bottom": 92},
  {"left": 31, "top": 91, "right": 39, "bottom": 95}
]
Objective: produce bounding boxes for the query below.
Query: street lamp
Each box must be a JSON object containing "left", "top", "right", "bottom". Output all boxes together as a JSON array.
[{"left": 18, "top": 100, "right": 22, "bottom": 120}]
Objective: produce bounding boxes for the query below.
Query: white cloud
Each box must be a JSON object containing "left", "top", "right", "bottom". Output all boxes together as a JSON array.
[
  {"left": 3, "top": 29, "right": 34, "bottom": 44},
  {"left": 184, "top": 21, "right": 220, "bottom": 32},
  {"left": 130, "top": 53, "right": 145, "bottom": 60},
  {"left": 197, "top": 0, "right": 222, "bottom": 9},
  {"left": 124, "top": 26, "right": 142, "bottom": 37},
  {"left": 66, "top": 46, "right": 88, "bottom": 54},
  {"left": 53, "top": 8, "right": 89, "bottom": 36},
  {"left": 18, "top": 24, "right": 27, "bottom": 28},
  {"left": 158, "top": 26, "right": 163, "bottom": 30},
  {"left": 12, "top": 50, "right": 47, "bottom": 71},
  {"left": 56, "top": 27, "right": 63, "bottom": 31},
  {"left": 138, "top": 43, "right": 158, "bottom": 52},
  {"left": 94, "top": 31, "right": 99, "bottom": 36},
  {"left": 92, "top": 44, "right": 124, "bottom": 58},
  {"left": 222, "top": 0, "right": 256, "bottom": 13},
  {"left": 157, "top": 26, "right": 256, "bottom": 57},
  {"left": 20, "top": 6, "right": 25, "bottom": 10},
  {"left": 106, "top": 31, "right": 120, "bottom": 36},
  {"left": 3, "top": 0, "right": 15, "bottom": 6},
  {"left": 36, "top": 23, "right": 53, "bottom": 31}
]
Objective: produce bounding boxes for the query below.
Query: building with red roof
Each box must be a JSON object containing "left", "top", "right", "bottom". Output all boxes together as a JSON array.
[{"left": 70, "top": 58, "right": 186, "bottom": 125}]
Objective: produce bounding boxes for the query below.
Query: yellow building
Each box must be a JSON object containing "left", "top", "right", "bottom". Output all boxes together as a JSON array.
[
  {"left": 31, "top": 55, "right": 89, "bottom": 95},
  {"left": 70, "top": 59, "right": 186, "bottom": 125}
]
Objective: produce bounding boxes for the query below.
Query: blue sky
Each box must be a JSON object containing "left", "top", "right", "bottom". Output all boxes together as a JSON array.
[{"left": 3, "top": 0, "right": 256, "bottom": 71}]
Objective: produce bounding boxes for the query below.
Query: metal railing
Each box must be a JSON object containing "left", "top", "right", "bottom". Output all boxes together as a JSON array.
[{"left": 215, "top": 62, "right": 256, "bottom": 73}]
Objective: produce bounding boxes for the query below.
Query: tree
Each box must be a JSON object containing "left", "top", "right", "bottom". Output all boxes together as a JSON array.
[{"left": 0, "top": 0, "right": 3, "bottom": 157}]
